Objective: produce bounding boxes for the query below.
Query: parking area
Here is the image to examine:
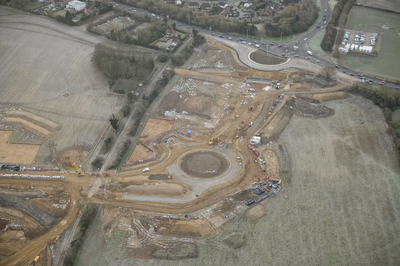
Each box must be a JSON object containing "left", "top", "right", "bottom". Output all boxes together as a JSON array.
[{"left": 339, "top": 29, "right": 379, "bottom": 55}]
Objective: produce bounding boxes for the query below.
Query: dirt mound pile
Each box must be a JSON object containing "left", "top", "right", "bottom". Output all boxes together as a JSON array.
[
  {"left": 0, "top": 230, "right": 25, "bottom": 241},
  {"left": 158, "top": 219, "right": 213, "bottom": 237},
  {"left": 294, "top": 98, "right": 334, "bottom": 118},
  {"left": 185, "top": 96, "right": 210, "bottom": 112},
  {"left": 152, "top": 242, "right": 199, "bottom": 259},
  {"left": 3, "top": 117, "right": 54, "bottom": 138},
  {"left": 298, "top": 92, "right": 348, "bottom": 103},
  {"left": 7, "top": 110, "right": 61, "bottom": 131},
  {"left": 260, "top": 103, "right": 294, "bottom": 142},
  {"left": 223, "top": 233, "right": 247, "bottom": 249},
  {"left": 123, "top": 182, "right": 188, "bottom": 197},
  {"left": 30, "top": 198, "right": 69, "bottom": 218},
  {"left": 245, "top": 205, "right": 267, "bottom": 221}
]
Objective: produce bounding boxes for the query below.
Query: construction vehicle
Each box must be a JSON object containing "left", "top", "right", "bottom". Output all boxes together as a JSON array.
[
  {"left": 209, "top": 136, "right": 219, "bottom": 145},
  {"left": 237, "top": 157, "right": 242, "bottom": 164},
  {"left": 32, "top": 256, "right": 39, "bottom": 265},
  {"left": 263, "top": 186, "right": 269, "bottom": 192},
  {"left": 252, "top": 149, "right": 259, "bottom": 157},
  {"left": 72, "top": 163, "right": 85, "bottom": 176},
  {"left": 249, "top": 106, "right": 254, "bottom": 111},
  {"left": 168, "top": 172, "right": 174, "bottom": 179}
]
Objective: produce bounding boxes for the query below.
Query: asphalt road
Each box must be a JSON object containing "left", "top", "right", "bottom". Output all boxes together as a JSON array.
[{"left": 114, "top": 0, "right": 397, "bottom": 87}]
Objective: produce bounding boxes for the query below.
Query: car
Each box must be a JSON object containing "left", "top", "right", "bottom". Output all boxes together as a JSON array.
[
  {"left": 269, "top": 42, "right": 274, "bottom": 45},
  {"left": 335, "top": 65, "right": 339, "bottom": 68},
  {"left": 151, "top": 13, "right": 155, "bottom": 16},
  {"left": 248, "top": 43, "right": 252, "bottom": 45},
  {"left": 307, "top": 50, "right": 313, "bottom": 56},
  {"left": 294, "top": 55, "right": 299, "bottom": 57},
  {"left": 261, "top": 42, "right": 266, "bottom": 45},
  {"left": 304, "top": 38, "right": 308, "bottom": 41},
  {"left": 228, "top": 37, "right": 232, "bottom": 40},
  {"left": 211, "top": 33, "right": 215, "bottom": 36},
  {"left": 255, "top": 44, "right": 260, "bottom": 47},
  {"left": 128, "top": 8, "right": 131, "bottom": 11},
  {"left": 357, "top": 73, "right": 363, "bottom": 77},
  {"left": 255, "top": 41, "right": 259, "bottom": 44},
  {"left": 324, "top": 21, "right": 327, "bottom": 24},
  {"left": 278, "top": 44, "right": 282, "bottom": 47},
  {"left": 316, "top": 26, "right": 320, "bottom": 28},
  {"left": 157, "top": 16, "right": 160, "bottom": 19},
  {"left": 241, "top": 41, "right": 246, "bottom": 44},
  {"left": 325, "top": 9, "right": 327, "bottom": 12},
  {"left": 185, "top": 26, "right": 190, "bottom": 28},
  {"left": 320, "top": 26, "right": 323, "bottom": 29},
  {"left": 379, "top": 81, "right": 386, "bottom": 85},
  {"left": 306, "top": 57, "right": 311, "bottom": 60},
  {"left": 281, "top": 54, "right": 285, "bottom": 57},
  {"left": 219, "top": 35, "right": 224, "bottom": 38},
  {"left": 350, "top": 73, "right": 354, "bottom": 76},
  {"left": 343, "top": 70, "right": 346, "bottom": 73},
  {"left": 178, "top": 24, "right": 182, "bottom": 26}
]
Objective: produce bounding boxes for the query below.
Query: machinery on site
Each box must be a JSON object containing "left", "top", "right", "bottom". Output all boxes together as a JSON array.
[
  {"left": 168, "top": 172, "right": 174, "bottom": 179},
  {"left": 72, "top": 163, "right": 84, "bottom": 176},
  {"left": 252, "top": 149, "right": 259, "bottom": 157},
  {"left": 209, "top": 136, "right": 219, "bottom": 145},
  {"left": 237, "top": 157, "right": 242, "bottom": 164}
]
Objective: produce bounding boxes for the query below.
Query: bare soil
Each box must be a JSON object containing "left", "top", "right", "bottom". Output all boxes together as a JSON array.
[
  {"left": 249, "top": 51, "right": 286, "bottom": 65},
  {"left": 244, "top": 204, "right": 266, "bottom": 221},
  {"left": 127, "top": 143, "right": 153, "bottom": 162},
  {"left": 6, "top": 110, "right": 61, "bottom": 131},
  {"left": 3, "top": 118, "right": 54, "bottom": 138},
  {"left": 179, "top": 151, "right": 228, "bottom": 178},
  {"left": 122, "top": 182, "right": 189, "bottom": 197},
  {"left": 298, "top": 91, "right": 348, "bottom": 103},
  {"left": 0, "top": 131, "right": 40, "bottom": 164}
]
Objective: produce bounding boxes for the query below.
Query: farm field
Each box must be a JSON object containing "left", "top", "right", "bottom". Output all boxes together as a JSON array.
[
  {"left": 341, "top": 6, "right": 400, "bottom": 82},
  {"left": 0, "top": 131, "right": 40, "bottom": 164},
  {"left": 0, "top": 7, "right": 124, "bottom": 165},
  {"left": 356, "top": 0, "right": 400, "bottom": 13}
]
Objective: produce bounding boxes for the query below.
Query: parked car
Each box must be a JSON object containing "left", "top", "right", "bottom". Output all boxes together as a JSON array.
[
  {"left": 379, "top": 81, "right": 386, "bottom": 85},
  {"left": 335, "top": 65, "right": 339, "bottom": 68},
  {"left": 304, "top": 38, "right": 308, "bottom": 41},
  {"left": 350, "top": 73, "right": 354, "bottom": 76},
  {"left": 306, "top": 57, "right": 311, "bottom": 60},
  {"left": 358, "top": 73, "right": 363, "bottom": 77},
  {"left": 255, "top": 44, "right": 260, "bottom": 47}
]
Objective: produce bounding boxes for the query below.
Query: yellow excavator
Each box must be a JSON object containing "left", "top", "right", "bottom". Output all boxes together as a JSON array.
[
  {"left": 72, "top": 163, "right": 85, "bottom": 176},
  {"left": 209, "top": 136, "right": 219, "bottom": 145}
]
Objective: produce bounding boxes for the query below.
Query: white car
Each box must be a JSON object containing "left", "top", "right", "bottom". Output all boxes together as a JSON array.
[
  {"left": 228, "top": 37, "right": 232, "bottom": 40},
  {"left": 255, "top": 44, "right": 260, "bottom": 47},
  {"left": 307, "top": 50, "right": 313, "bottom": 56},
  {"left": 293, "top": 46, "right": 298, "bottom": 50},
  {"left": 304, "top": 38, "right": 308, "bottom": 41},
  {"left": 151, "top": 13, "right": 155, "bottom": 17},
  {"left": 247, "top": 43, "right": 252, "bottom": 46}
]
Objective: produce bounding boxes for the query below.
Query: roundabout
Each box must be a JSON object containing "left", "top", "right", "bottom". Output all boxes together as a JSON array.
[{"left": 179, "top": 150, "right": 229, "bottom": 179}]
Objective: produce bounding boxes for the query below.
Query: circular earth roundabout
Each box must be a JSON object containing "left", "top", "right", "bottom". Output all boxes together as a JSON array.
[
  {"left": 249, "top": 50, "right": 286, "bottom": 65},
  {"left": 179, "top": 150, "right": 229, "bottom": 179}
]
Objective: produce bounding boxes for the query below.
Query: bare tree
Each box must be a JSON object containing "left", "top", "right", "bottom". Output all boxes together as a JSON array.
[{"left": 319, "top": 65, "right": 336, "bottom": 81}]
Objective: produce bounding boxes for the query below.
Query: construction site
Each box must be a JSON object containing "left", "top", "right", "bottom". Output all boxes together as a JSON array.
[{"left": 1, "top": 6, "right": 400, "bottom": 266}]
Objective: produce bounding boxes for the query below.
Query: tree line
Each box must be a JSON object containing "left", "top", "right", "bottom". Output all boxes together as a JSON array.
[
  {"left": 265, "top": 0, "right": 318, "bottom": 37},
  {"left": 347, "top": 84, "right": 400, "bottom": 162},
  {"left": 92, "top": 44, "right": 154, "bottom": 83},
  {"left": 321, "top": 0, "right": 356, "bottom": 51}
]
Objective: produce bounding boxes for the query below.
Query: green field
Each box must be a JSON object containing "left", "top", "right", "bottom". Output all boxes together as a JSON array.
[{"left": 342, "top": 6, "right": 400, "bottom": 82}]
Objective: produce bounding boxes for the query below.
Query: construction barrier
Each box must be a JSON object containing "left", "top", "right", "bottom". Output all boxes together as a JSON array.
[{"left": 0, "top": 173, "right": 65, "bottom": 180}]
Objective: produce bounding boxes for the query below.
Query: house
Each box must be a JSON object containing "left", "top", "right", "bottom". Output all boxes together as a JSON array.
[
  {"left": 200, "top": 2, "right": 211, "bottom": 11},
  {"left": 52, "top": 0, "right": 64, "bottom": 7},
  {"left": 218, "top": 1, "right": 227, "bottom": 9},
  {"left": 66, "top": 0, "right": 86, "bottom": 11},
  {"left": 283, "top": 0, "right": 299, "bottom": 6},
  {"left": 224, "top": 6, "right": 233, "bottom": 17},
  {"left": 262, "top": 6, "right": 275, "bottom": 16},
  {"left": 188, "top": 1, "right": 199, "bottom": 9}
]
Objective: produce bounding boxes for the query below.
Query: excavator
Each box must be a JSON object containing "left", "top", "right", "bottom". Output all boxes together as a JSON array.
[
  {"left": 168, "top": 172, "right": 174, "bottom": 179},
  {"left": 72, "top": 163, "right": 85, "bottom": 176},
  {"left": 209, "top": 136, "right": 219, "bottom": 145}
]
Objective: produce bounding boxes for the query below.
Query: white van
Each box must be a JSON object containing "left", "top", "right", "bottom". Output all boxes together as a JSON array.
[{"left": 307, "top": 51, "right": 313, "bottom": 56}]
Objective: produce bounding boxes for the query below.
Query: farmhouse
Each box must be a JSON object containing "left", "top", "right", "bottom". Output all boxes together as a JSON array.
[
  {"left": 66, "top": 0, "right": 86, "bottom": 11},
  {"left": 200, "top": 2, "right": 211, "bottom": 11}
]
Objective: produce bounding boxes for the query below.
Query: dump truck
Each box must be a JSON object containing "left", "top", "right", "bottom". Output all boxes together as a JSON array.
[{"left": 237, "top": 157, "right": 242, "bottom": 164}]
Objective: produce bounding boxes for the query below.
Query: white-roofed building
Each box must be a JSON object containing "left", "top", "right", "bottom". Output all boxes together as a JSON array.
[{"left": 66, "top": 0, "right": 86, "bottom": 11}]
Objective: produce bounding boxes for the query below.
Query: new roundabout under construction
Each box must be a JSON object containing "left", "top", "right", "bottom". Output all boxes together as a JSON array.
[{"left": 2, "top": 10, "right": 396, "bottom": 266}]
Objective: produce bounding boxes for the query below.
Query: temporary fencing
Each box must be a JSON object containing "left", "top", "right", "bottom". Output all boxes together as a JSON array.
[{"left": 0, "top": 173, "right": 65, "bottom": 180}]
